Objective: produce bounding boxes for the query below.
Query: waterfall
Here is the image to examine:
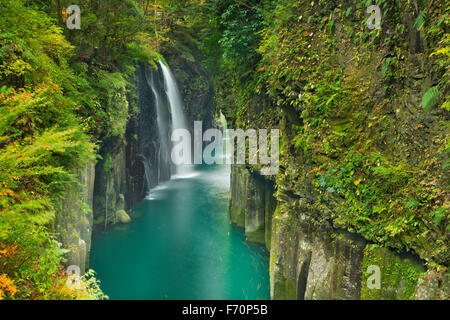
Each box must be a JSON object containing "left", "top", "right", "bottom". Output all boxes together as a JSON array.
[
  {"left": 159, "top": 60, "right": 192, "bottom": 175},
  {"left": 141, "top": 60, "right": 193, "bottom": 197},
  {"left": 146, "top": 67, "right": 171, "bottom": 185},
  {"left": 142, "top": 154, "right": 153, "bottom": 192},
  {"left": 157, "top": 147, "right": 161, "bottom": 182}
]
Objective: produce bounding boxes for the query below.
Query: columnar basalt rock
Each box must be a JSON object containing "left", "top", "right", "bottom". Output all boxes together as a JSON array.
[
  {"left": 230, "top": 165, "right": 277, "bottom": 245},
  {"left": 270, "top": 202, "right": 367, "bottom": 300},
  {"left": 55, "top": 160, "right": 96, "bottom": 274},
  {"left": 93, "top": 144, "right": 128, "bottom": 230},
  {"left": 414, "top": 272, "right": 449, "bottom": 300},
  {"left": 230, "top": 165, "right": 249, "bottom": 228},
  {"left": 245, "top": 173, "right": 267, "bottom": 244},
  {"left": 264, "top": 181, "right": 277, "bottom": 250}
]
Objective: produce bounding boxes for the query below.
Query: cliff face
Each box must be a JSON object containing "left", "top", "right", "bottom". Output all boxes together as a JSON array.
[
  {"left": 55, "top": 161, "right": 96, "bottom": 274},
  {"left": 90, "top": 50, "right": 215, "bottom": 231},
  {"left": 230, "top": 164, "right": 448, "bottom": 300},
  {"left": 92, "top": 64, "right": 166, "bottom": 231},
  {"left": 55, "top": 142, "right": 129, "bottom": 271},
  {"left": 230, "top": 165, "right": 276, "bottom": 248},
  {"left": 270, "top": 194, "right": 430, "bottom": 300},
  {"left": 93, "top": 143, "right": 128, "bottom": 230},
  {"left": 223, "top": 0, "right": 448, "bottom": 300}
]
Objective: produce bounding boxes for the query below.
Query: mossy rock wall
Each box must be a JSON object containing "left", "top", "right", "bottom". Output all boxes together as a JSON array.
[
  {"left": 269, "top": 194, "right": 448, "bottom": 300},
  {"left": 361, "top": 244, "right": 426, "bottom": 300},
  {"left": 93, "top": 143, "right": 128, "bottom": 230},
  {"left": 54, "top": 160, "right": 96, "bottom": 274},
  {"left": 230, "top": 164, "right": 448, "bottom": 300},
  {"left": 230, "top": 165, "right": 249, "bottom": 228},
  {"left": 270, "top": 198, "right": 366, "bottom": 300}
]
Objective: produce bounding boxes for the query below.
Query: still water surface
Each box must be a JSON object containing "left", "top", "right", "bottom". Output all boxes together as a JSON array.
[{"left": 90, "top": 165, "right": 270, "bottom": 300}]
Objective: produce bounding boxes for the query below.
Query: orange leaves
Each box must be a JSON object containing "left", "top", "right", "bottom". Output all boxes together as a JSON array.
[
  {"left": 0, "top": 244, "right": 18, "bottom": 259},
  {"left": 257, "top": 65, "right": 268, "bottom": 73},
  {"left": 0, "top": 188, "right": 22, "bottom": 202},
  {"left": 310, "top": 167, "right": 320, "bottom": 174},
  {"left": 0, "top": 189, "right": 15, "bottom": 197},
  {"left": 0, "top": 274, "right": 18, "bottom": 300}
]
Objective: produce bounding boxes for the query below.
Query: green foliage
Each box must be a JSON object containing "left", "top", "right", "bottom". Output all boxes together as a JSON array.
[
  {"left": 381, "top": 58, "right": 391, "bottom": 76},
  {"left": 0, "top": 225, "right": 73, "bottom": 299},
  {"left": 80, "top": 269, "right": 109, "bottom": 300},
  {"left": 414, "top": 11, "right": 427, "bottom": 31},
  {"left": 93, "top": 71, "right": 129, "bottom": 138},
  {"left": 312, "top": 150, "right": 445, "bottom": 254},
  {"left": 426, "top": 4, "right": 449, "bottom": 112},
  {"left": 1, "top": 0, "right": 448, "bottom": 300},
  {"left": 0, "top": 0, "right": 160, "bottom": 299},
  {"left": 431, "top": 207, "right": 446, "bottom": 227},
  {"left": 361, "top": 245, "right": 425, "bottom": 300},
  {"left": 218, "top": 0, "right": 264, "bottom": 69},
  {"left": 0, "top": 1, "right": 73, "bottom": 88}
]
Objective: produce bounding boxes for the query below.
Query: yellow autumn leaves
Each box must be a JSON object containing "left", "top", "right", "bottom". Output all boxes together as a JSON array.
[{"left": 0, "top": 274, "right": 17, "bottom": 300}]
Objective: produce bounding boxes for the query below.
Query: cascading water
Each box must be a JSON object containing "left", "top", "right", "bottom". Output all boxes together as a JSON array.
[
  {"left": 146, "top": 67, "right": 171, "bottom": 185},
  {"left": 142, "top": 154, "right": 153, "bottom": 191},
  {"left": 141, "top": 60, "right": 196, "bottom": 199},
  {"left": 159, "top": 60, "right": 193, "bottom": 176}
]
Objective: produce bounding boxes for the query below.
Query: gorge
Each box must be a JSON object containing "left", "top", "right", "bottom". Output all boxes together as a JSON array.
[{"left": 83, "top": 55, "right": 447, "bottom": 299}]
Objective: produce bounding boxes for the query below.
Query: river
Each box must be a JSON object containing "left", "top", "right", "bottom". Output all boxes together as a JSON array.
[{"left": 90, "top": 164, "right": 270, "bottom": 300}]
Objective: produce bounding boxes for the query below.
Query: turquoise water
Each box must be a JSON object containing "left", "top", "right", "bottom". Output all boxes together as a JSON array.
[{"left": 90, "top": 165, "right": 270, "bottom": 300}]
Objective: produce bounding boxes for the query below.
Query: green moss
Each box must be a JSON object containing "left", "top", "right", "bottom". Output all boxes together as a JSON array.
[
  {"left": 230, "top": 205, "right": 245, "bottom": 228},
  {"left": 116, "top": 210, "right": 131, "bottom": 224},
  {"left": 209, "top": 0, "right": 449, "bottom": 268},
  {"left": 269, "top": 212, "right": 280, "bottom": 276},
  {"left": 273, "top": 276, "right": 297, "bottom": 300},
  {"left": 265, "top": 221, "right": 272, "bottom": 251},
  {"left": 361, "top": 245, "right": 425, "bottom": 300}
]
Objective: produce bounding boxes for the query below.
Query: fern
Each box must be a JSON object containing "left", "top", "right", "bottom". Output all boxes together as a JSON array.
[
  {"left": 431, "top": 207, "right": 446, "bottom": 227},
  {"left": 345, "top": 7, "right": 352, "bottom": 17},
  {"left": 414, "top": 11, "right": 427, "bottom": 30},
  {"left": 422, "top": 86, "right": 442, "bottom": 112}
]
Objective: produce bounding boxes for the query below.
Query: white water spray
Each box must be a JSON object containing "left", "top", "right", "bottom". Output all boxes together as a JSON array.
[
  {"left": 146, "top": 68, "right": 171, "bottom": 185},
  {"left": 159, "top": 60, "right": 193, "bottom": 176}
]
